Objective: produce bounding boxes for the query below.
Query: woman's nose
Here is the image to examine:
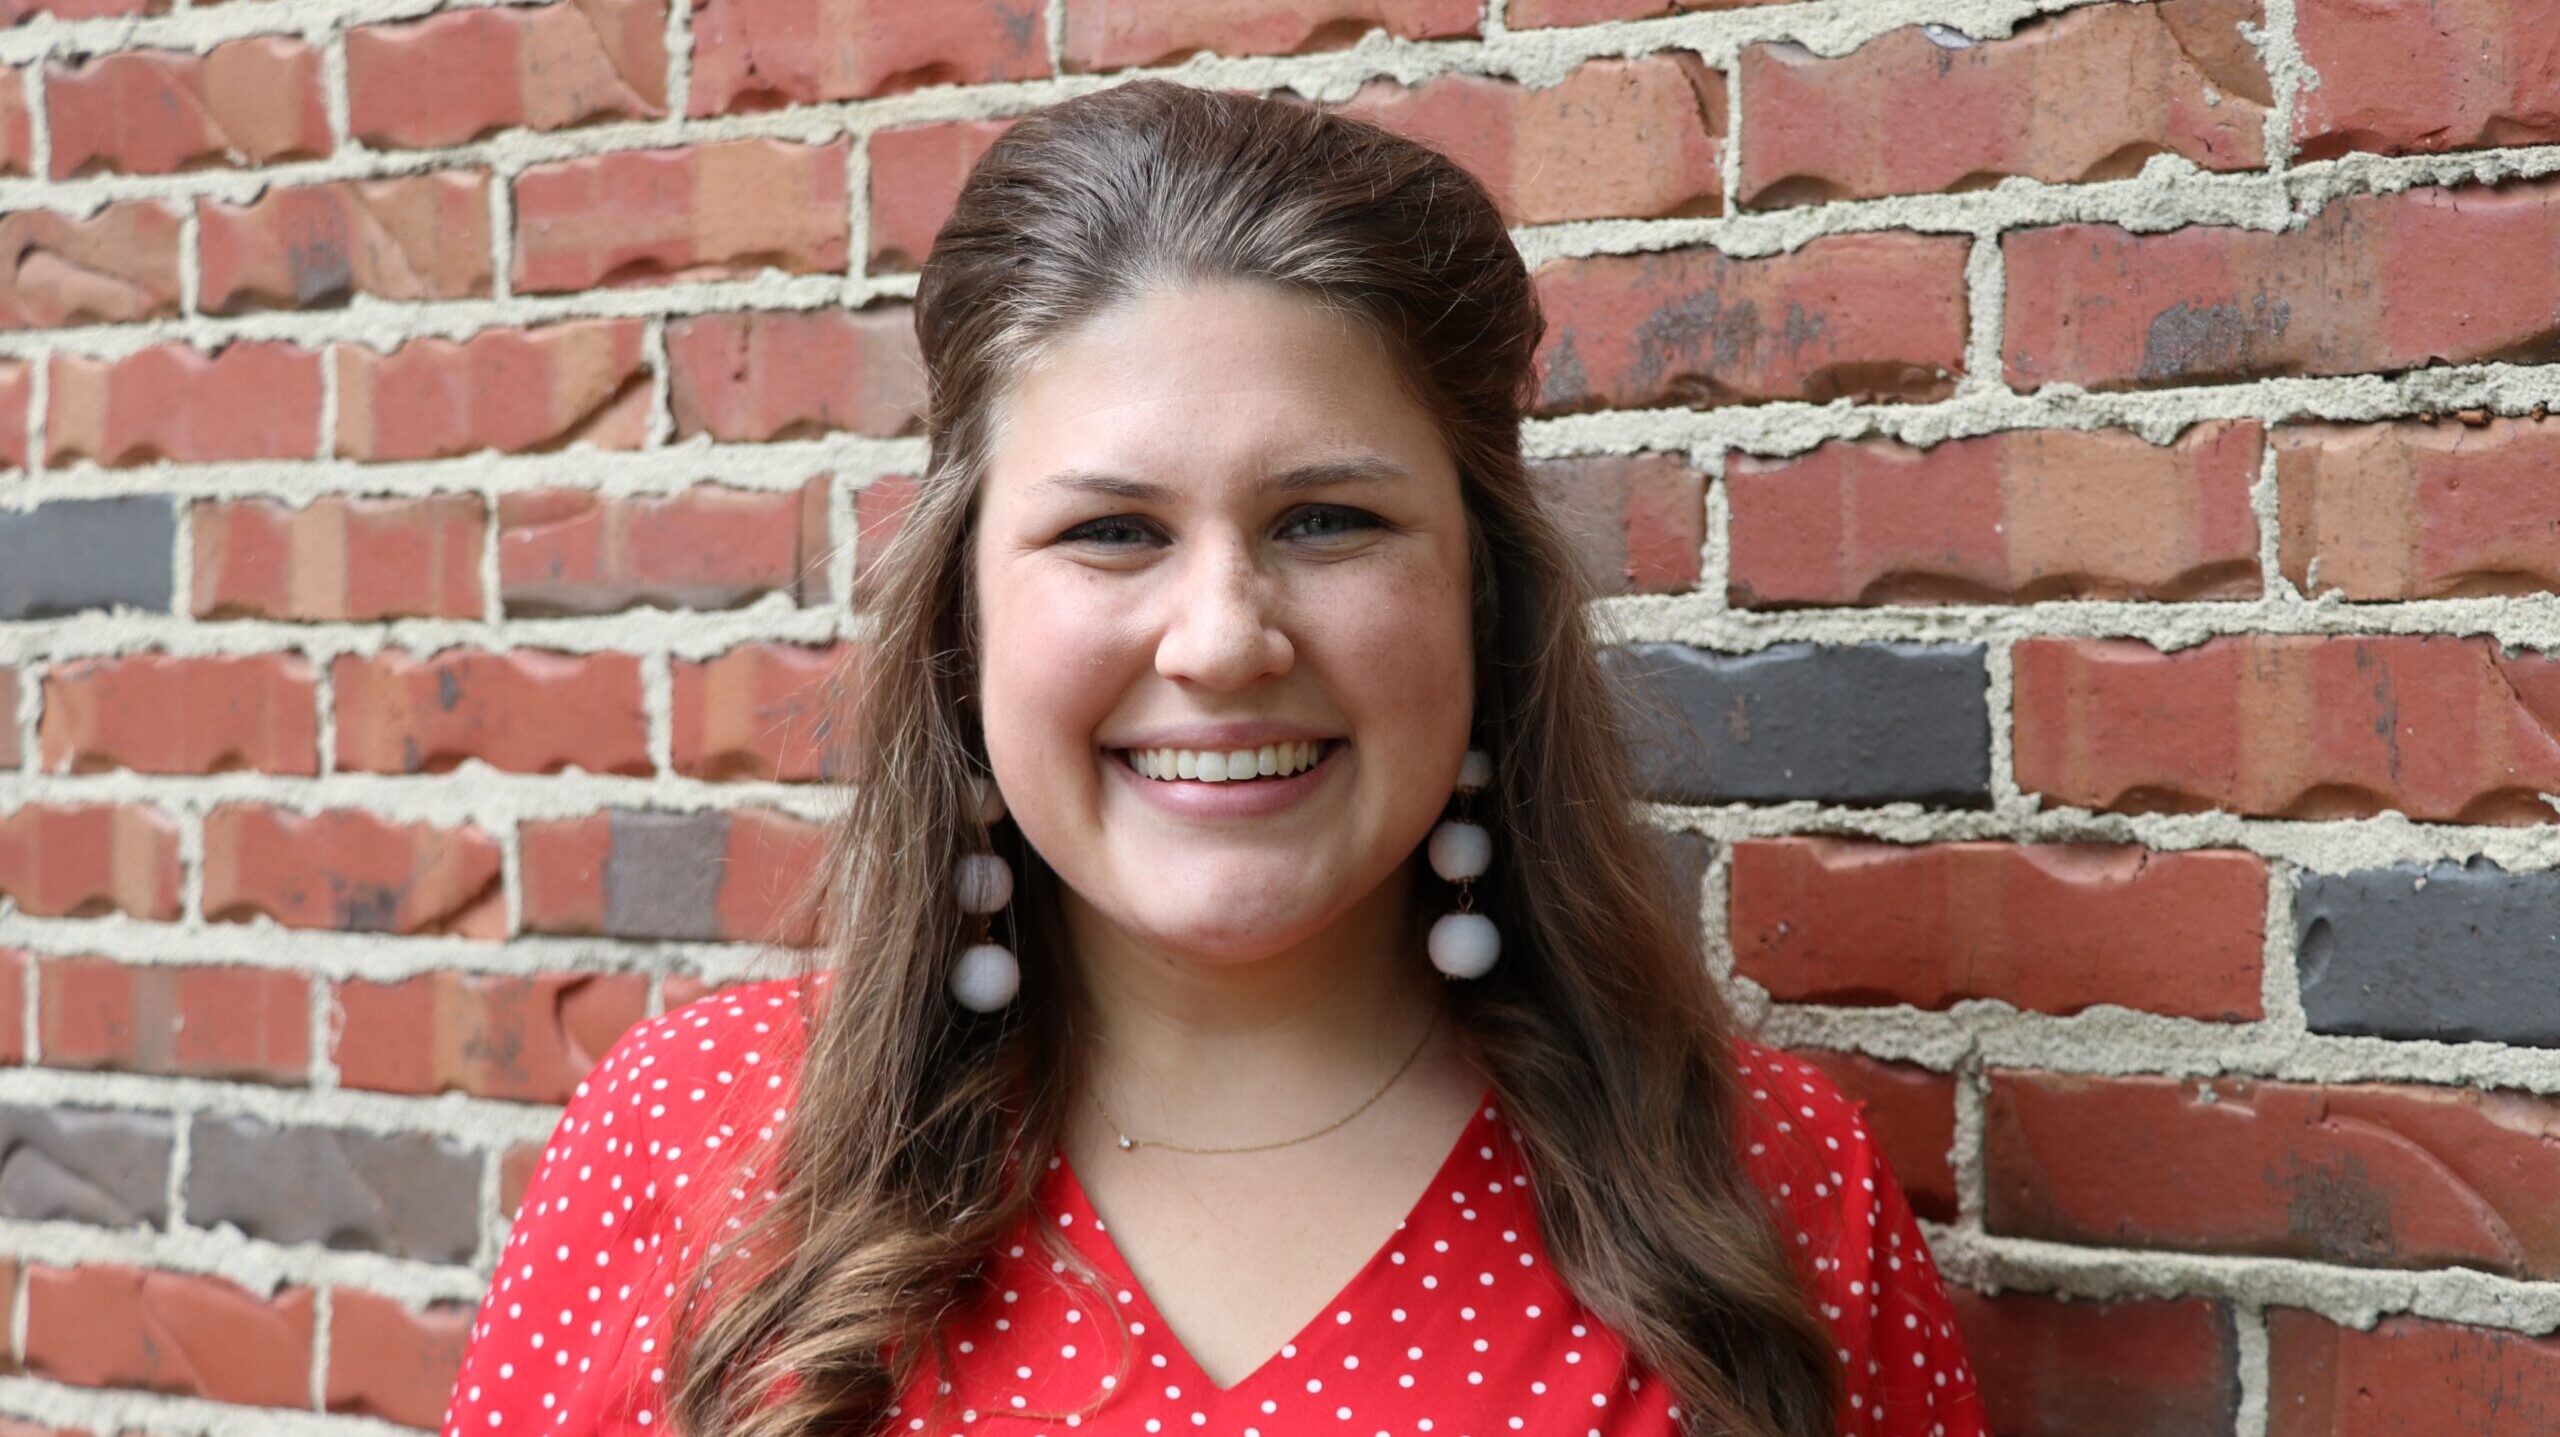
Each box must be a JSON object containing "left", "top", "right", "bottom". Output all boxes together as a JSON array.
[{"left": 1153, "top": 539, "right": 1293, "bottom": 689}]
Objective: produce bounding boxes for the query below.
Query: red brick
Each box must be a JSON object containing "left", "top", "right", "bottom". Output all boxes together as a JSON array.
[
  {"left": 335, "top": 319, "right": 649, "bottom": 461},
  {"left": 1782, "top": 1048, "right": 1957, "bottom": 1223},
  {"left": 48, "top": 341, "right": 321, "bottom": 467},
  {"left": 198, "top": 174, "right": 493, "bottom": 314},
  {"left": 849, "top": 472, "right": 917, "bottom": 605},
  {"left": 332, "top": 970, "right": 648, "bottom": 1103},
  {"left": 2268, "top": 1309, "right": 2560, "bottom": 1437},
  {"left": 1734, "top": 838, "right": 2266, "bottom": 1021},
  {"left": 347, "top": 0, "right": 666, "bottom": 149},
  {"left": 1985, "top": 1070, "right": 2560, "bottom": 1275},
  {"left": 0, "top": 360, "right": 30, "bottom": 470},
  {"left": 331, "top": 648, "right": 649, "bottom": 777},
  {"left": 691, "top": 0, "right": 1045, "bottom": 115},
  {"left": 0, "top": 199, "right": 181, "bottom": 329},
  {"left": 0, "top": 666, "right": 17, "bottom": 768},
  {"left": 38, "top": 653, "right": 315, "bottom": 777},
  {"left": 203, "top": 805, "right": 504, "bottom": 939},
  {"left": 665, "top": 306, "right": 922, "bottom": 441},
  {"left": 47, "top": 38, "right": 328, "bottom": 178},
  {"left": 1341, "top": 55, "right": 1725, "bottom": 224},
  {"left": 671, "top": 641, "right": 857, "bottom": 781},
  {"left": 867, "top": 117, "right": 1015, "bottom": 272},
  {"left": 2012, "top": 633, "right": 2560, "bottom": 824},
  {"left": 0, "top": 805, "right": 180, "bottom": 919},
  {"left": 192, "top": 494, "right": 487, "bottom": 622},
  {"left": 0, "top": 69, "right": 29, "bottom": 178},
  {"left": 499, "top": 1141, "right": 542, "bottom": 1217},
  {"left": 512, "top": 138, "right": 849, "bottom": 293},
  {"left": 1527, "top": 453, "right": 1704, "bottom": 595},
  {"left": 38, "top": 957, "right": 308, "bottom": 1084},
  {"left": 25, "top": 1264, "right": 313, "bottom": 1406},
  {"left": 1949, "top": 1289, "right": 2240, "bottom": 1437},
  {"left": 1532, "top": 234, "right": 1969, "bottom": 413},
  {"left": 2294, "top": 0, "right": 2560, "bottom": 161},
  {"left": 1063, "top": 0, "right": 1475, "bottom": 71},
  {"left": 2006, "top": 177, "right": 2560, "bottom": 391},
  {"left": 2275, "top": 414, "right": 2560, "bottom": 600},
  {"left": 520, "top": 807, "right": 825, "bottom": 945},
  {"left": 0, "top": 950, "right": 24, "bottom": 1064},
  {"left": 3, "top": 0, "right": 161, "bottom": 18},
  {"left": 325, "top": 1289, "right": 472, "bottom": 1430},
  {"left": 1729, "top": 422, "right": 2263, "bottom": 607},
  {"left": 498, "top": 477, "right": 830, "bottom": 616},
  {"left": 1508, "top": 0, "right": 1783, "bottom": 24},
  {"left": 1739, "top": 2, "right": 2268, "bottom": 207}
]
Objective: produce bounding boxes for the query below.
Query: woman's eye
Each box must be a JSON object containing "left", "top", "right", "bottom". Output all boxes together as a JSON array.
[
  {"left": 1059, "top": 515, "right": 1160, "bottom": 547},
  {"left": 1280, "top": 505, "right": 1384, "bottom": 541}
]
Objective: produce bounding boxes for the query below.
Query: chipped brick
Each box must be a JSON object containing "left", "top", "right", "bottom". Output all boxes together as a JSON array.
[
  {"left": 348, "top": 0, "right": 667, "bottom": 148},
  {"left": 202, "top": 805, "right": 504, "bottom": 938},
  {"left": 191, "top": 493, "right": 487, "bottom": 622},
  {"left": 198, "top": 173, "right": 494, "bottom": 313},
  {"left": 330, "top": 647, "right": 650, "bottom": 776},
  {"left": 188, "top": 1115, "right": 479, "bottom": 1262},
  {"left": 48, "top": 341, "right": 322, "bottom": 466},
  {"left": 38, "top": 652, "right": 318, "bottom": 776},
  {"left": 665, "top": 306, "right": 922, "bottom": 440},
  {"left": 512, "top": 138, "right": 849, "bottom": 293},
  {"left": 498, "top": 477, "right": 831, "bottom": 615},
  {"left": 335, "top": 319, "right": 649, "bottom": 461}
]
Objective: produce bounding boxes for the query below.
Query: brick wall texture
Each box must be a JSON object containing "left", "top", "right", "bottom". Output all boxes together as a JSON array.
[{"left": 0, "top": 1, "right": 2556, "bottom": 1434}]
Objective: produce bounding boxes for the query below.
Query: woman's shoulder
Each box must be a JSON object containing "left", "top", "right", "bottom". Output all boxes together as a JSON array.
[{"left": 575, "top": 975, "right": 822, "bottom": 1156}]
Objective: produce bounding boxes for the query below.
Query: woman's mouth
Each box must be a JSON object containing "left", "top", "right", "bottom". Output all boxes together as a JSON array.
[{"left": 1116, "top": 739, "right": 1338, "bottom": 783}]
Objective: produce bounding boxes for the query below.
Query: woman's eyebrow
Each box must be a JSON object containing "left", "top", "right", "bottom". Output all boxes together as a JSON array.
[{"left": 1037, "top": 456, "right": 1412, "bottom": 501}]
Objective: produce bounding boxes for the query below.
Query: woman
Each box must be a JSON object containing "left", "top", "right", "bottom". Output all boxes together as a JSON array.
[{"left": 440, "top": 80, "right": 1985, "bottom": 1437}]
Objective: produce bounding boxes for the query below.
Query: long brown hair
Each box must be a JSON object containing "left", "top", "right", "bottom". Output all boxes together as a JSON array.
[{"left": 664, "top": 78, "right": 1842, "bottom": 1437}]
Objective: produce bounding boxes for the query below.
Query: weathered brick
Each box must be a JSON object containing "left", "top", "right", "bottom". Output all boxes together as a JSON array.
[
  {"left": 498, "top": 477, "right": 831, "bottom": 616},
  {"left": 849, "top": 472, "right": 917, "bottom": 605},
  {"left": 1527, "top": 453, "right": 1705, "bottom": 595},
  {"left": 671, "top": 641, "right": 857, "bottom": 781},
  {"left": 1727, "top": 422, "right": 2264, "bottom": 607},
  {"left": 1341, "top": 55, "right": 1725, "bottom": 224},
  {"left": 0, "top": 1107, "right": 171, "bottom": 1226},
  {"left": 202, "top": 805, "right": 504, "bottom": 939},
  {"left": 1783, "top": 1048, "right": 1958, "bottom": 1223},
  {"left": 325, "top": 1289, "right": 473, "bottom": 1430},
  {"left": 2275, "top": 415, "right": 2560, "bottom": 600},
  {"left": 0, "top": 668, "right": 17, "bottom": 769},
  {"left": 2268, "top": 1309, "right": 2560, "bottom": 1437},
  {"left": 1533, "top": 235, "right": 1970, "bottom": 413},
  {"left": 331, "top": 648, "right": 650, "bottom": 777},
  {"left": 520, "top": 807, "right": 826, "bottom": 945},
  {"left": 188, "top": 1115, "right": 479, "bottom": 1262},
  {"left": 47, "top": 38, "right": 328, "bottom": 178},
  {"left": 1949, "top": 1289, "right": 2241, "bottom": 1437},
  {"left": 1985, "top": 1070, "right": 2560, "bottom": 1276},
  {"left": 2012, "top": 634, "right": 2560, "bottom": 824},
  {"left": 1739, "top": 2, "right": 2268, "bottom": 207},
  {"left": 347, "top": 0, "right": 666, "bottom": 149},
  {"left": 1599, "top": 642, "right": 1991, "bottom": 807},
  {"left": 38, "top": 653, "right": 318, "bottom": 776},
  {"left": 2006, "top": 177, "right": 2560, "bottom": 390},
  {"left": 0, "top": 69, "right": 29, "bottom": 178},
  {"left": 0, "top": 496, "right": 172, "bottom": 620},
  {"left": 2298, "top": 857, "right": 2560, "bottom": 1048},
  {"left": 1062, "top": 0, "right": 1476, "bottom": 71},
  {"left": 192, "top": 494, "right": 487, "bottom": 622},
  {"left": 49, "top": 341, "right": 322, "bottom": 466},
  {"left": 0, "top": 198, "right": 182, "bottom": 329},
  {"left": 335, "top": 320, "right": 649, "bottom": 461},
  {"left": 39, "top": 958, "right": 308, "bottom": 1084},
  {"left": 0, "top": 804, "right": 181, "bottom": 919},
  {"left": 867, "top": 118, "right": 1015, "bottom": 272},
  {"left": 691, "top": 0, "right": 1046, "bottom": 115},
  {"left": 1735, "top": 838, "right": 2266, "bottom": 1020},
  {"left": 2293, "top": 0, "right": 2560, "bottom": 162},
  {"left": 332, "top": 970, "right": 649, "bottom": 1103},
  {"left": 25, "top": 1265, "right": 313, "bottom": 1406},
  {"left": 1508, "top": 0, "right": 1785, "bottom": 24},
  {"left": 666, "top": 306, "right": 923, "bottom": 440},
  {"left": 198, "top": 173, "right": 493, "bottom": 313},
  {"left": 512, "top": 138, "right": 849, "bottom": 293},
  {"left": 3, "top": 0, "right": 161, "bottom": 19}
]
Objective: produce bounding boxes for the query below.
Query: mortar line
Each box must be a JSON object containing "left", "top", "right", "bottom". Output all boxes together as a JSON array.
[{"left": 2234, "top": 1301, "right": 2272, "bottom": 1437}]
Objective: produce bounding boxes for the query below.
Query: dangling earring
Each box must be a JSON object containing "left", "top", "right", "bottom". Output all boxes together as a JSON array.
[
  {"left": 1428, "top": 748, "right": 1499, "bottom": 979},
  {"left": 949, "top": 775, "right": 1021, "bottom": 1012}
]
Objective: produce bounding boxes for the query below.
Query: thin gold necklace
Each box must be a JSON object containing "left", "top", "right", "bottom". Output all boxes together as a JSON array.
[{"left": 1088, "top": 1006, "right": 1440, "bottom": 1155}]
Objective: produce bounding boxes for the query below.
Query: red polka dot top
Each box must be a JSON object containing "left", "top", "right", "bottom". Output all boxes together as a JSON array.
[{"left": 440, "top": 979, "right": 1987, "bottom": 1437}]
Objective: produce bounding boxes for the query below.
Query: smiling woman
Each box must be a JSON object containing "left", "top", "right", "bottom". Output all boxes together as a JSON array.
[{"left": 437, "top": 80, "right": 1986, "bottom": 1437}]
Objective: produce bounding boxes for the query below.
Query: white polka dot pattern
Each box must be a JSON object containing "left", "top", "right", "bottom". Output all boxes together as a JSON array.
[{"left": 439, "top": 978, "right": 1987, "bottom": 1436}]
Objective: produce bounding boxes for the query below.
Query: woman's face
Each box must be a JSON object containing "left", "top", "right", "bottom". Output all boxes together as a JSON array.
[{"left": 972, "top": 280, "right": 1476, "bottom": 965}]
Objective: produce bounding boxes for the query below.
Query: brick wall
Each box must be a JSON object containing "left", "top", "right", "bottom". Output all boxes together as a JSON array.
[{"left": 0, "top": 0, "right": 2554, "bottom": 1433}]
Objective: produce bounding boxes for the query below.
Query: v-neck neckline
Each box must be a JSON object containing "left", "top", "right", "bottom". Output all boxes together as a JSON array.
[{"left": 1048, "top": 1083, "right": 1503, "bottom": 1400}]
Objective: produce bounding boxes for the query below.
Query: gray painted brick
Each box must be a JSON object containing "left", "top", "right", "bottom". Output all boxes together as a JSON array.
[
  {"left": 186, "top": 1115, "right": 480, "bottom": 1262},
  {"left": 2298, "top": 857, "right": 2560, "bottom": 1047},
  {"left": 0, "top": 496, "right": 175, "bottom": 620},
  {"left": 0, "top": 1106, "right": 173, "bottom": 1227},
  {"left": 1599, "top": 642, "right": 1991, "bottom": 807},
  {"left": 604, "top": 808, "right": 730, "bottom": 941}
]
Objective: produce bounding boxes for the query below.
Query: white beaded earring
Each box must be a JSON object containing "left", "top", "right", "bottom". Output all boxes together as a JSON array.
[
  {"left": 949, "top": 775, "right": 1021, "bottom": 1013},
  {"left": 1427, "top": 748, "right": 1499, "bottom": 980}
]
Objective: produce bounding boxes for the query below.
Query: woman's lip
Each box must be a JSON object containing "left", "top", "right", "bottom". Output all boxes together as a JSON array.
[{"left": 1103, "top": 739, "right": 1344, "bottom": 817}]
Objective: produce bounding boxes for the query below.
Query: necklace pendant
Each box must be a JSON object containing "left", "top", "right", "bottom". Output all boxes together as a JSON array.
[{"left": 1116, "top": 1134, "right": 1135, "bottom": 1151}]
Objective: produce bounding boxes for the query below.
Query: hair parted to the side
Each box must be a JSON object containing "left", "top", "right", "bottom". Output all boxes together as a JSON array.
[{"left": 661, "top": 77, "right": 1843, "bottom": 1437}]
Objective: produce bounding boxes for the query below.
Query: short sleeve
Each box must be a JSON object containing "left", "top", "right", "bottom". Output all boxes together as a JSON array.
[{"left": 441, "top": 1021, "right": 678, "bottom": 1437}]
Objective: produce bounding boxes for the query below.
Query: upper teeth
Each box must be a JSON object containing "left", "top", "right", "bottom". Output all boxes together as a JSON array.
[{"left": 1130, "top": 741, "right": 1324, "bottom": 782}]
